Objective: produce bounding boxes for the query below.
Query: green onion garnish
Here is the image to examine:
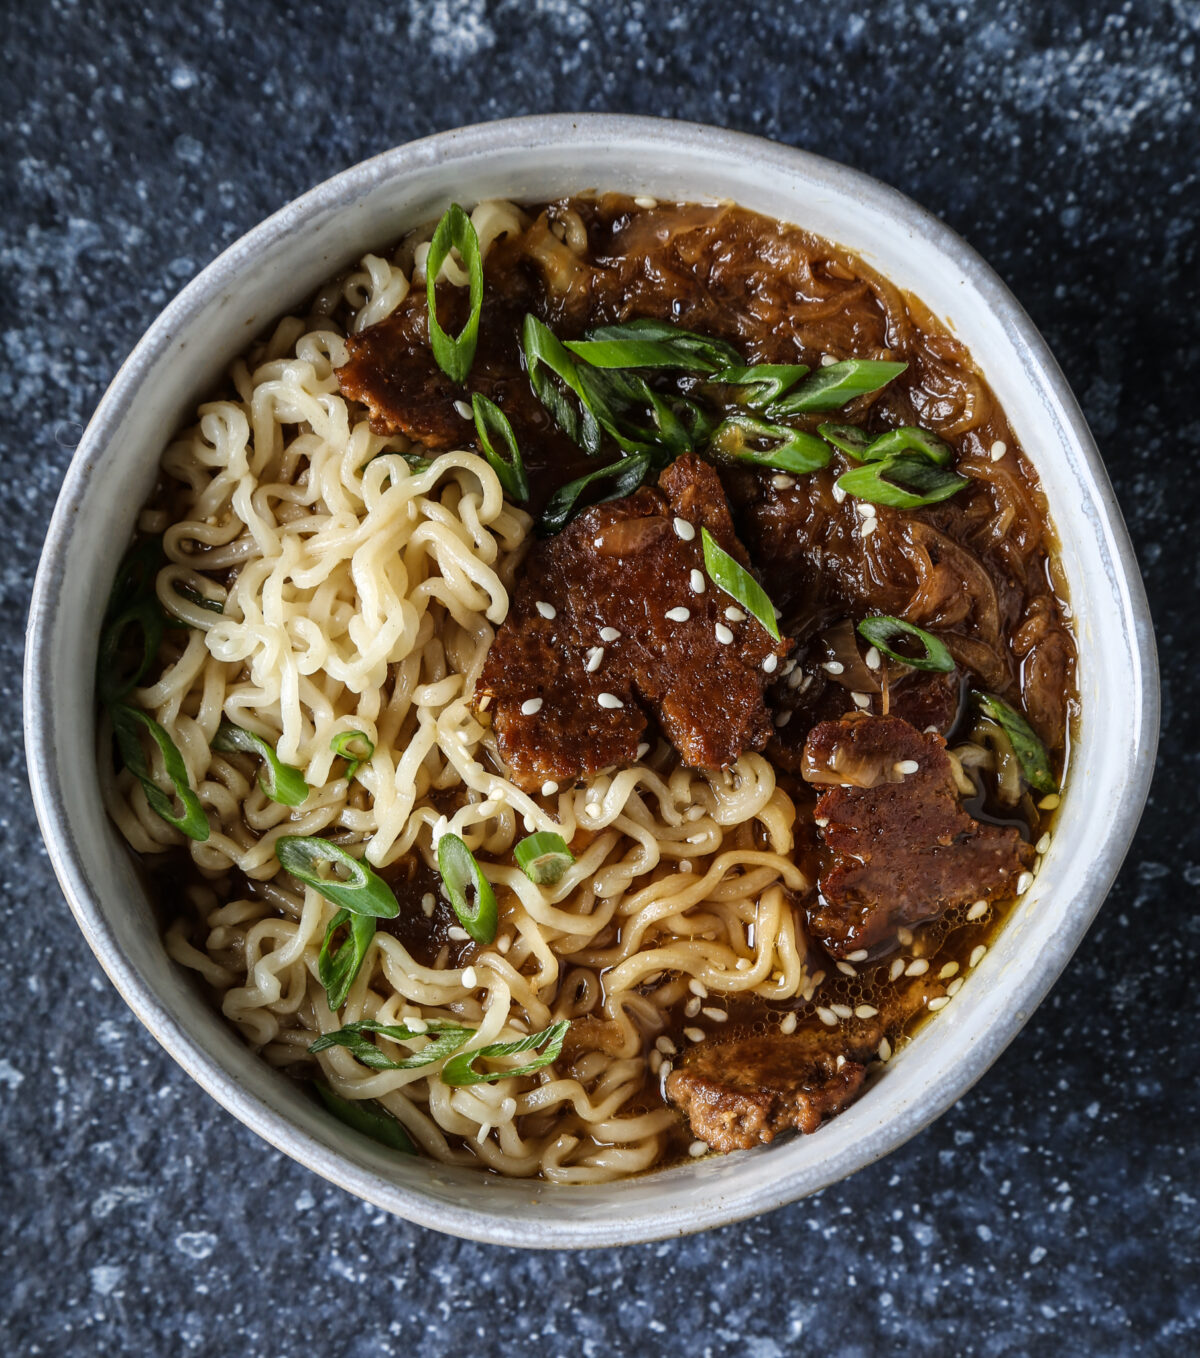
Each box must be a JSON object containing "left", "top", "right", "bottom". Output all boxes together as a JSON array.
[
  {"left": 313, "top": 1081, "right": 416, "bottom": 1154},
  {"left": 330, "top": 730, "right": 374, "bottom": 782},
  {"left": 317, "top": 908, "right": 377, "bottom": 1011},
  {"left": 856, "top": 425, "right": 954, "bottom": 466},
  {"left": 106, "top": 536, "right": 165, "bottom": 616},
  {"left": 581, "top": 366, "right": 712, "bottom": 456},
  {"left": 275, "top": 837, "right": 400, "bottom": 918},
  {"left": 974, "top": 694, "right": 1057, "bottom": 794},
  {"left": 110, "top": 703, "right": 209, "bottom": 841},
  {"left": 310, "top": 1019, "right": 475, "bottom": 1071},
  {"left": 425, "top": 203, "right": 483, "bottom": 384},
  {"left": 700, "top": 528, "right": 781, "bottom": 642},
  {"left": 709, "top": 414, "right": 832, "bottom": 476},
  {"left": 835, "top": 453, "right": 968, "bottom": 509},
  {"left": 857, "top": 616, "right": 955, "bottom": 673},
  {"left": 707, "top": 364, "right": 810, "bottom": 409},
  {"left": 769, "top": 359, "right": 908, "bottom": 416},
  {"left": 471, "top": 392, "right": 530, "bottom": 501},
  {"left": 441, "top": 1019, "right": 570, "bottom": 1087},
  {"left": 213, "top": 721, "right": 310, "bottom": 806},
  {"left": 97, "top": 597, "right": 165, "bottom": 705},
  {"left": 514, "top": 831, "right": 575, "bottom": 886},
  {"left": 523, "top": 314, "right": 603, "bottom": 455},
  {"left": 564, "top": 318, "right": 740, "bottom": 373},
  {"left": 437, "top": 832, "right": 498, "bottom": 944},
  {"left": 538, "top": 451, "right": 655, "bottom": 535},
  {"left": 172, "top": 581, "right": 225, "bottom": 614},
  {"left": 816, "top": 422, "right": 875, "bottom": 458}
]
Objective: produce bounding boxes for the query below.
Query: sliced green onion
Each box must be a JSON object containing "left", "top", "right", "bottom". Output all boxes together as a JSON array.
[
  {"left": 310, "top": 1019, "right": 474, "bottom": 1071},
  {"left": 110, "top": 703, "right": 209, "bottom": 841},
  {"left": 538, "top": 452, "right": 655, "bottom": 535},
  {"left": 330, "top": 730, "right": 374, "bottom": 782},
  {"left": 564, "top": 318, "right": 740, "bottom": 373},
  {"left": 857, "top": 425, "right": 954, "bottom": 466},
  {"left": 213, "top": 722, "right": 310, "bottom": 806},
  {"left": 769, "top": 359, "right": 908, "bottom": 416},
  {"left": 313, "top": 1081, "right": 415, "bottom": 1154},
  {"left": 97, "top": 596, "right": 165, "bottom": 705},
  {"left": 425, "top": 203, "right": 483, "bottom": 384},
  {"left": 437, "top": 832, "right": 498, "bottom": 944},
  {"left": 523, "top": 314, "right": 603, "bottom": 456},
  {"left": 471, "top": 392, "right": 530, "bottom": 501},
  {"left": 514, "top": 831, "right": 575, "bottom": 886},
  {"left": 709, "top": 415, "right": 832, "bottom": 475},
  {"left": 172, "top": 581, "right": 225, "bottom": 614},
  {"left": 579, "top": 366, "right": 710, "bottom": 456},
  {"left": 275, "top": 837, "right": 399, "bottom": 919},
  {"left": 835, "top": 453, "right": 968, "bottom": 509},
  {"left": 707, "top": 364, "right": 810, "bottom": 409},
  {"left": 441, "top": 1019, "right": 570, "bottom": 1087},
  {"left": 817, "top": 422, "right": 875, "bottom": 458},
  {"left": 317, "top": 908, "right": 376, "bottom": 1010},
  {"left": 857, "top": 615, "right": 955, "bottom": 673},
  {"left": 700, "top": 527, "right": 781, "bottom": 642},
  {"left": 107, "top": 536, "right": 165, "bottom": 615},
  {"left": 974, "top": 694, "right": 1057, "bottom": 794}
]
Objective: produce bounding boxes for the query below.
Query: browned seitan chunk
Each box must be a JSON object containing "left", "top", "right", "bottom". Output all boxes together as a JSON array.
[
  {"left": 801, "top": 713, "right": 1034, "bottom": 958},
  {"left": 476, "top": 454, "right": 791, "bottom": 792}
]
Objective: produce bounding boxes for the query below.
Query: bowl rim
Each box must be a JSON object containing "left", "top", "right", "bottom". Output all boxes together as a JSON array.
[{"left": 24, "top": 112, "right": 1159, "bottom": 1248}]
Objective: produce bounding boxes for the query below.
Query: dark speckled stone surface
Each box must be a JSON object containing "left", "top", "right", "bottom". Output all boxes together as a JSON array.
[{"left": 3, "top": 1, "right": 1198, "bottom": 1354}]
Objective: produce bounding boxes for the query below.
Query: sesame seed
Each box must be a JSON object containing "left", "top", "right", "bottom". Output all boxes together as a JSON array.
[
  {"left": 684, "top": 998, "right": 701, "bottom": 1018},
  {"left": 673, "top": 516, "right": 696, "bottom": 541},
  {"left": 816, "top": 1006, "right": 837, "bottom": 1027},
  {"left": 846, "top": 949, "right": 869, "bottom": 962},
  {"left": 665, "top": 606, "right": 691, "bottom": 622},
  {"left": 660, "top": 1060, "right": 673, "bottom": 1079},
  {"left": 774, "top": 710, "right": 793, "bottom": 728},
  {"left": 715, "top": 623, "right": 734, "bottom": 644},
  {"left": 453, "top": 399, "right": 473, "bottom": 419},
  {"left": 1036, "top": 833, "right": 1051, "bottom": 854},
  {"left": 763, "top": 653, "right": 779, "bottom": 674},
  {"left": 734, "top": 957, "right": 752, "bottom": 971},
  {"left": 889, "top": 958, "right": 905, "bottom": 981},
  {"left": 421, "top": 892, "right": 435, "bottom": 917},
  {"left": 836, "top": 960, "right": 858, "bottom": 978},
  {"left": 814, "top": 816, "right": 829, "bottom": 827},
  {"left": 820, "top": 353, "right": 838, "bottom": 367},
  {"left": 585, "top": 646, "right": 604, "bottom": 673},
  {"left": 461, "top": 966, "right": 478, "bottom": 988},
  {"left": 823, "top": 661, "right": 845, "bottom": 675},
  {"left": 724, "top": 605, "right": 746, "bottom": 622},
  {"left": 947, "top": 977, "right": 964, "bottom": 996},
  {"left": 990, "top": 439, "right": 1007, "bottom": 461},
  {"left": 787, "top": 667, "right": 807, "bottom": 688},
  {"left": 928, "top": 996, "right": 950, "bottom": 1011},
  {"left": 831, "top": 483, "right": 847, "bottom": 504},
  {"left": 688, "top": 1139, "right": 709, "bottom": 1158},
  {"left": 939, "top": 961, "right": 960, "bottom": 979},
  {"left": 688, "top": 979, "right": 708, "bottom": 997},
  {"left": 894, "top": 759, "right": 920, "bottom": 775},
  {"left": 851, "top": 691, "right": 872, "bottom": 709},
  {"left": 897, "top": 927, "right": 913, "bottom": 946},
  {"left": 406, "top": 1016, "right": 428, "bottom": 1033},
  {"left": 856, "top": 501, "right": 876, "bottom": 520},
  {"left": 689, "top": 569, "right": 706, "bottom": 594},
  {"left": 861, "top": 519, "right": 877, "bottom": 538},
  {"left": 600, "top": 626, "right": 621, "bottom": 642},
  {"left": 905, "top": 958, "right": 929, "bottom": 977},
  {"left": 683, "top": 1026, "right": 705, "bottom": 1044},
  {"left": 810, "top": 970, "right": 825, "bottom": 988},
  {"left": 835, "top": 1054, "right": 846, "bottom": 1070},
  {"left": 541, "top": 780, "right": 558, "bottom": 796},
  {"left": 780, "top": 1012, "right": 798, "bottom": 1035},
  {"left": 772, "top": 474, "right": 796, "bottom": 489},
  {"left": 598, "top": 692, "right": 623, "bottom": 709},
  {"left": 830, "top": 1003, "right": 853, "bottom": 1020},
  {"left": 701, "top": 1006, "right": 728, "bottom": 1022},
  {"left": 655, "top": 1036, "right": 677, "bottom": 1056},
  {"left": 862, "top": 647, "right": 881, "bottom": 671},
  {"left": 1017, "top": 871, "right": 1033, "bottom": 894},
  {"left": 535, "top": 600, "right": 556, "bottom": 620},
  {"left": 678, "top": 859, "right": 692, "bottom": 873},
  {"left": 636, "top": 742, "right": 650, "bottom": 759},
  {"left": 634, "top": 195, "right": 659, "bottom": 209},
  {"left": 1038, "top": 793, "right": 1061, "bottom": 810},
  {"left": 447, "top": 926, "right": 469, "bottom": 941},
  {"left": 497, "top": 934, "right": 512, "bottom": 954},
  {"left": 520, "top": 697, "right": 543, "bottom": 716},
  {"left": 855, "top": 1004, "right": 879, "bottom": 1018},
  {"left": 967, "top": 900, "right": 988, "bottom": 921},
  {"left": 878, "top": 1037, "right": 892, "bottom": 1061},
  {"left": 970, "top": 944, "right": 987, "bottom": 968},
  {"left": 648, "top": 1049, "right": 662, "bottom": 1074}
]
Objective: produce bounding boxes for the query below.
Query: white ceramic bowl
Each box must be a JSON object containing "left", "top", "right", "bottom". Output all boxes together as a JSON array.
[{"left": 25, "top": 115, "right": 1158, "bottom": 1248}]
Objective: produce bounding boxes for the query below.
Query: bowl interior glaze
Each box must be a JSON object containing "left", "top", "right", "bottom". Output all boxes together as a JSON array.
[{"left": 24, "top": 115, "right": 1158, "bottom": 1248}]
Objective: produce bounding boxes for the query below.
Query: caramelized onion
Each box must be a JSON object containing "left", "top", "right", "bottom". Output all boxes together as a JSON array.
[{"left": 818, "top": 618, "right": 881, "bottom": 693}]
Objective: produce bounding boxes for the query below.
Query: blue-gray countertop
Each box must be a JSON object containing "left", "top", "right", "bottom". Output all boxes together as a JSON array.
[{"left": 2, "top": 2, "right": 1197, "bottom": 1354}]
